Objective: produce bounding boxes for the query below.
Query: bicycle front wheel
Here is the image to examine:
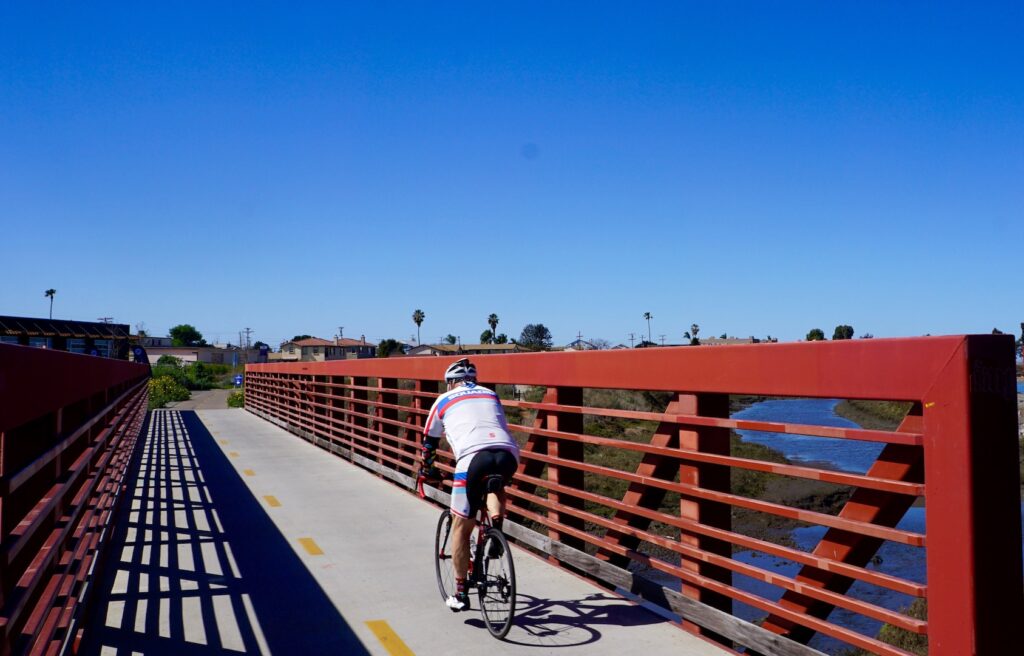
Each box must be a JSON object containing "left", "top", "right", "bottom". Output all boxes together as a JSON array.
[
  {"left": 434, "top": 510, "right": 456, "bottom": 601},
  {"left": 477, "top": 528, "right": 516, "bottom": 638}
]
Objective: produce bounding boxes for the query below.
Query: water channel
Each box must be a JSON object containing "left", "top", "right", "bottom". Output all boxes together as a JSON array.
[{"left": 638, "top": 393, "right": 1023, "bottom": 654}]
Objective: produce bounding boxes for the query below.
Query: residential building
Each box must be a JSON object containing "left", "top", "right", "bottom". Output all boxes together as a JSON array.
[
  {"left": 699, "top": 337, "right": 761, "bottom": 346},
  {"left": 275, "top": 336, "right": 376, "bottom": 362},
  {"left": 146, "top": 345, "right": 258, "bottom": 366},
  {"left": 409, "top": 343, "right": 522, "bottom": 356},
  {"left": 0, "top": 315, "right": 130, "bottom": 358}
]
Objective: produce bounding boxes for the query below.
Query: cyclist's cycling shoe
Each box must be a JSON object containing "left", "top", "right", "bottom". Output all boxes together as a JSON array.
[{"left": 446, "top": 592, "right": 470, "bottom": 612}]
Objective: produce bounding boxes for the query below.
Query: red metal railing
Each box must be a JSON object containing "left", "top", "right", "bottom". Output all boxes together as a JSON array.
[
  {"left": 0, "top": 344, "right": 149, "bottom": 656},
  {"left": 245, "top": 335, "right": 1023, "bottom": 656}
]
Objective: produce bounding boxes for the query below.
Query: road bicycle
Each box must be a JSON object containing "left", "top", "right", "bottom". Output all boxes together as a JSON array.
[{"left": 419, "top": 475, "right": 517, "bottom": 638}]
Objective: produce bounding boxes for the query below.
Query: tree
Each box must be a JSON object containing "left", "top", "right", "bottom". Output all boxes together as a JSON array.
[
  {"left": 377, "top": 338, "right": 401, "bottom": 358},
  {"left": 992, "top": 327, "right": 1005, "bottom": 335},
  {"left": 493, "top": 333, "right": 508, "bottom": 344},
  {"left": 480, "top": 329, "right": 493, "bottom": 344},
  {"left": 170, "top": 324, "right": 207, "bottom": 347},
  {"left": 444, "top": 334, "right": 457, "bottom": 345},
  {"left": 44, "top": 288, "right": 56, "bottom": 319},
  {"left": 291, "top": 334, "right": 312, "bottom": 342},
  {"left": 689, "top": 323, "right": 700, "bottom": 346},
  {"left": 806, "top": 328, "right": 826, "bottom": 341},
  {"left": 832, "top": 325, "right": 855, "bottom": 340},
  {"left": 643, "top": 312, "right": 653, "bottom": 344},
  {"left": 518, "top": 324, "right": 553, "bottom": 350},
  {"left": 591, "top": 338, "right": 612, "bottom": 350},
  {"left": 488, "top": 314, "right": 499, "bottom": 343},
  {"left": 637, "top": 340, "right": 656, "bottom": 348},
  {"left": 720, "top": 333, "right": 727, "bottom": 339},
  {"left": 412, "top": 309, "right": 425, "bottom": 345}
]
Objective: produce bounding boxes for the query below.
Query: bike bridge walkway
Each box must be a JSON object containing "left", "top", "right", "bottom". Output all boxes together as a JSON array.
[{"left": 77, "top": 407, "right": 727, "bottom": 656}]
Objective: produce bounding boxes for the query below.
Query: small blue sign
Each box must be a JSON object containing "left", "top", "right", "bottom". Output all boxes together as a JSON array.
[{"left": 233, "top": 374, "right": 244, "bottom": 387}]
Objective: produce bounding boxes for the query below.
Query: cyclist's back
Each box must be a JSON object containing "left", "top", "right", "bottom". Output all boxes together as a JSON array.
[{"left": 424, "top": 381, "right": 519, "bottom": 462}]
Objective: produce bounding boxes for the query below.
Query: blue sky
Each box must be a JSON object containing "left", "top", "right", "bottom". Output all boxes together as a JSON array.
[{"left": 2, "top": 2, "right": 1021, "bottom": 347}]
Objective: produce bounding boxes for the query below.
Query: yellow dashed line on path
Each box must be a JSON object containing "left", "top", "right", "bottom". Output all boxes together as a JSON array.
[
  {"left": 299, "top": 538, "right": 323, "bottom": 555},
  {"left": 365, "top": 620, "right": 414, "bottom": 656},
  {"left": 228, "top": 451, "right": 239, "bottom": 457},
  {"left": 219, "top": 440, "right": 229, "bottom": 445},
  {"left": 243, "top": 469, "right": 255, "bottom": 476},
  {"left": 264, "top": 496, "right": 281, "bottom": 507}
]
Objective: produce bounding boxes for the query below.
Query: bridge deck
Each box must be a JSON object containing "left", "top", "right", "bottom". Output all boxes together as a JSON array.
[{"left": 77, "top": 408, "right": 728, "bottom": 655}]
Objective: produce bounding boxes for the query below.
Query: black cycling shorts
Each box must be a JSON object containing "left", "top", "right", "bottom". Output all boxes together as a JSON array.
[{"left": 462, "top": 448, "right": 518, "bottom": 517}]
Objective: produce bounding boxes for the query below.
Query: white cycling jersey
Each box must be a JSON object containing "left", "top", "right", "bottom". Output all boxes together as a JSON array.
[{"left": 424, "top": 382, "right": 520, "bottom": 462}]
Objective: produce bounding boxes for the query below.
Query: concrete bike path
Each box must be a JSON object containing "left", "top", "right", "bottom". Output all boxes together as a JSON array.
[{"left": 80, "top": 408, "right": 728, "bottom": 656}]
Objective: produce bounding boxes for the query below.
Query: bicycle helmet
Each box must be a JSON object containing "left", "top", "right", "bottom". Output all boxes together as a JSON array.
[{"left": 444, "top": 358, "right": 477, "bottom": 383}]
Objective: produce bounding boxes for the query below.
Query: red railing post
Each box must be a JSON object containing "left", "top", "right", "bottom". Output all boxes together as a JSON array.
[
  {"left": 546, "top": 386, "right": 586, "bottom": 550},
  {"left": 351, "top": 376, "right": 369, "bottom": 456},
  {"left": 923, "top": 334, "right": 1023, "bottom": 655},
  {"left": 677, "top": 392, "right": 733, "bottom": 637},
  {"left": 377, "top": 377, "right": 400, "bottom": 463}
]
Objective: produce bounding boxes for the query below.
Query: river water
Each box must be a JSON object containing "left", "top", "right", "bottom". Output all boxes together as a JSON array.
[
  {"left": 729, "top": 399, "right": 924, "bottom": 653},
  {"left": 639, "top": 396, "right": 1022, "bottom": 654}
]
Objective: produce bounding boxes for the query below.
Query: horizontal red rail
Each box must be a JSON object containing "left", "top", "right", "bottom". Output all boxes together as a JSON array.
[{"left": 0, "top": 344, "right": 150, "bottom": 656}]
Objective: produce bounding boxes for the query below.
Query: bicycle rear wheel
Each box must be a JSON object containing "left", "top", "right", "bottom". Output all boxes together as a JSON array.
[
  {"left": 477, "top": 528, "right": 516, "bottom": 638},
  {"left": 434, "top": 510, "right": 456, "bottom": 601}
]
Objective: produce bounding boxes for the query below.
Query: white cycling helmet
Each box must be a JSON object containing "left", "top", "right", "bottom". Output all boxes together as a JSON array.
[{"left": 444, "top": 358, "right": 477, "bottom": 383}]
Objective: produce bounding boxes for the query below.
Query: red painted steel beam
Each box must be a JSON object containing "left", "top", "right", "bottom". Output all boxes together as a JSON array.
[
  {"left": 249, "top": 336, "right": 964, "bottom": 399},
  {"left": 0, "top": 344, "right": 147, "bottom": 435},
  {"left": 922, "top": 335, "right": 1023, "bottom": 655}
]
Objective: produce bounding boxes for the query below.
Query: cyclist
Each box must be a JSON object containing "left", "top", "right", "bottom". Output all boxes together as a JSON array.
[{"left": 420, "top": 358, "right": 520, "bottom": 612}]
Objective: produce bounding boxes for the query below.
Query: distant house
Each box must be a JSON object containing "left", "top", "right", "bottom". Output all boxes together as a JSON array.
[
  {"left": 699, "top": 337, "right": 760, "bottom": 346},
  {"left": 409, "top": 343, "right": 522, "bottom": 356},
  {"left": 275, "top": 336, "right": 376, "bottom": 362},
  {"left": 565, "top": 339, "right": 598, "bottom": 351},
  {"left": 146, "top": 345, "right": 257, "bottom": 366}
]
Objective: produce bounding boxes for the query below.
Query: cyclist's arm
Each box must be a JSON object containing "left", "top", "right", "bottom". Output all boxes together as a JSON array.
[{"left": 420, "top": 396, "right": 446, "bottom": 481}]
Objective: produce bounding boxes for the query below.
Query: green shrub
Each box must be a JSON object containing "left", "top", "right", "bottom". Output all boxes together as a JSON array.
[
  {"left": 227, "top": 390, "right": 245, "bottom": 408},
  {"left": 185, "top": 361, "right": 215, "bottom": 390},
  {"left": 148, "top": 375, "right": 190, "bottom": 409}
]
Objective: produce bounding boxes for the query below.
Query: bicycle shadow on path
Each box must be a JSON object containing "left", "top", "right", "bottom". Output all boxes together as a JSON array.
[
  {"left": 464, "top": 591, "right": 669, "bottom": 648},
  {"left": 78, "top": 410, "right": 369, "bottom": 656}
]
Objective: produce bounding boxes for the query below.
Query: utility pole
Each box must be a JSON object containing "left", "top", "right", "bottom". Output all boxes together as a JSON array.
[
  {"left": 338, "top": 326, "right": 344, "bottom": 340},
  {"left": 243, "top": 327, "right": 253, "bottom": 349},
  {"left": 628, "top": 333, "right": 635, "bottom": 348},
  {"left": 659, "top": 334, "right": 666, "bottom": 346}
]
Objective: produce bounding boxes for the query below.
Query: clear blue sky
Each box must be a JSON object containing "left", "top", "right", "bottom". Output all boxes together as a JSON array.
[{"left": 2, "top": 2, "right": 1021, "bottom": 347}]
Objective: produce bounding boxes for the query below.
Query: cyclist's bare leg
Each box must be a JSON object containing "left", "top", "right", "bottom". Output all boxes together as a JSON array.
[
  {"left": 451, "top": 513, "right": 476, "bottom": 581},
  {"left": 486, "top": 490, "right": 505, "bottom": 525}
]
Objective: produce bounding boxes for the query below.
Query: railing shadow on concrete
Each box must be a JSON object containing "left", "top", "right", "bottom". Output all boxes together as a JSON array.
[
  {"left": 77, "top": 410, "right": 368, "bottom": 656},
  {"left": 244, "top": 335, "right": 1023, "bottom": 656},
  {"left": 462, "top": 591, "right": 668, "bottom": 648}
]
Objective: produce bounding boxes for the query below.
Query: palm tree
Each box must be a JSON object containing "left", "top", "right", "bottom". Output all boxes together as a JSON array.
[
  {"left": 412, "top": 309, "right": 425, "bottom": 345},
  {"left": 488, "top": 314, "right": 499, "bottom": 343},
  {"left": 45, "top": 289, "right": 56, "bottom": 319},
  {"left": 643, "top": 312, "right": 653, "bottom": 344}
]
